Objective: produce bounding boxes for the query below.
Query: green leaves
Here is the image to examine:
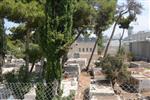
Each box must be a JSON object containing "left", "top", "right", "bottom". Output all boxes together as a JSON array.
[
  {"left": 7, "top": 37, "right": 25, "bottom": 58},
  {"left": 96, "top": 55, "right": 130, "bottom": 82},
  {"left": 0, "top": 0, "right": 45, "bottom": 27},
  {"left": 73, "top": 0, "right": 95, "bottom": 29},
  {"left": 28, "top": 43, "right": 42, "bottom": 63},
  {"left": 95, "top": 0, "right": 117, "bottom": 32},
  {"left": 10, "top": 24, "right": 27, "bottom": 42}
]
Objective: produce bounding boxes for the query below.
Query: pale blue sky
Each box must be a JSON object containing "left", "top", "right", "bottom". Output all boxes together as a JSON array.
[{"left": 4, "top": 0, "right": 150, "bottom": 37}]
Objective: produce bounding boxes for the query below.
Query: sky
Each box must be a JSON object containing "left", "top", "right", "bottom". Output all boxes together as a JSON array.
[
  {"left": 103, "top": 0, "right": 150, "bottom": 38},
  {"left": 4, "top": 0, "right": 150, "bottom": 38}
]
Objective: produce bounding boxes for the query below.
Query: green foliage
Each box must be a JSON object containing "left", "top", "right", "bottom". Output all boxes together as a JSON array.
[
  {"left": 126, "top": 52, "right": 134, "bottom": 61},
  {"left": 39, "top": 0, "right": 76, "bottom": 82},
  {"left": 0, "top": 0, "right": 45, "bottom": 27},
  {"left": 28, "top": 43, "right": 42, "bottom": 63},
  {"left": 73, "top": 0, "right": 95, "bottom": 29},
  {"left": 117, "top": 47, "right": 126, "bottom": 56},
  {"left": 118, "top": 15, "right": 135, "bottom": 29},
  {"left": 95, "top": 0, "right": 117, "bottom": 32},
  {"left": 7, "top": 36, "right": 25, "bottom": 58},
  {"left": 35, "top": 83, "right": 48, "bottom": 100},
  {"left": 10, "top": 24, "right": 27, "bottom": 42},
  {"left": 96, "top": 55, "right": 130, "bottom": 84},
  {"left": 36, "top": 0, "right": 76, "bottom": 98}
]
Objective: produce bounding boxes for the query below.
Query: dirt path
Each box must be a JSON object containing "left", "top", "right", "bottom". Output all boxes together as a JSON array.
[{"left": 75, "top": 72, "right": 91, "bottom": 100}]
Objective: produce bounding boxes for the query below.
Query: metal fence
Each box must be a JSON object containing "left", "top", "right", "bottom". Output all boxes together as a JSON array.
[
  {"left": 0, "top": 82, "right": 73, "bottom": 100},
  {"left": 0, "top": 82, "right": 150, "bottom": 100}
]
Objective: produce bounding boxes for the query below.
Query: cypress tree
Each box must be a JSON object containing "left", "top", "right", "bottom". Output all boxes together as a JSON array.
[{"left": 38, "top": 0, "right": 75, "bottom": 98}]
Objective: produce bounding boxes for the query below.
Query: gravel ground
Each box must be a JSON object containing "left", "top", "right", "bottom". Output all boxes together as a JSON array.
[{"left": 75, "top": 72, "right": 91, "bottom": 100}]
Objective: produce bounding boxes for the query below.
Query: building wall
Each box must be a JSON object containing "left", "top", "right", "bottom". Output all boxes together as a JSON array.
[
  {"left": 103, "top": 40, "right": 119, "bottom": 55},
  {"left": 130, "top": 41, "right": 150, "bottom": 61},
  {"left": 139, "top": 79, "right": 150, "bottom": 92},
  {"left": 68, "top": 40, "right": 99, "bottom": 67}
]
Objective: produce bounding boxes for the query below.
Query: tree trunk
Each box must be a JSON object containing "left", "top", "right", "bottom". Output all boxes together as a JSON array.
[
  {"left": 0, "top": 55, "right": 3, "bottom": 82},
  {"left": 70, "top": 31, "right": 82, "bottom": 45},
  {"left": 25, "top": 30, "right": 30, "bottom": 72},
  {"left": 86, "top": 32, "right": 101, "bottom": 71},
  {"left": 103, "top": 13, "right": 124, "bottom": 57},
  {"left": 61, "top": 29, "right": 83, "bottom": 68},
  {"left": 112, "top": 78, "right": 117, "bottom": 89},
  {"left": 103, "top": 22, "right": 118, "bottom": 57},
  {"left": 29, "top": 61, "right": 35, "bottom": 73},
  {"left": 0, "top": 18, "right": 5, "bottom": 82},
  {"left": 39, "top": 57, "right": 45, "bottom": 79},
  {"left": 118, "top": 29, "right": 125, "bottom": 53}
]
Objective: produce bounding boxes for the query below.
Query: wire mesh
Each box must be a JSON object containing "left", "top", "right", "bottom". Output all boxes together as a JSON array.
[{"left": 0, "top": 82, "right": 150, "bottom": 100}]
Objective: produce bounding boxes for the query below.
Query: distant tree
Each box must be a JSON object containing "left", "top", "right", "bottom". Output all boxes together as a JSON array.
[
  {"left": 96, "top": 55, "right": 130, "bottom": 88},
  {"left": 86, "top": 0, "right": 117, "bottom": 71},
  {"left": 28, "top": 43, "right": 42, "bottom": 73},
  {"left": 10, "top": 24, "right": 27, "bottom": 43},
  {"left": 118, "top": 15, "right": 135, "bottom": 54},
  {"left": 7, "top": 37, "right": 25, "bottom": 58},
  {"left": 72, "top": 0, "right": 96, "bottom": 39},
  {"left": 103, "top": 0, "right": 143, "bottom": 57}
]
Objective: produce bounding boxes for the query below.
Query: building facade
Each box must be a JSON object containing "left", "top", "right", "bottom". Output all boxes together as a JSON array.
[
  {"left": 123, "top": 31, "right": 150, "bottom": 61},
  {"left": 68, "top": 34, "right": 99, "bottom": 67}
]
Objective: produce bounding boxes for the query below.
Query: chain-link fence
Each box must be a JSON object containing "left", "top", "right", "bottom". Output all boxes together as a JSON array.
[
  {"left": 0, "top": 81, "right": 75, "bottom": 100},
  {"left": 0, "top": 82, "right": 150, "bottom": 100}
]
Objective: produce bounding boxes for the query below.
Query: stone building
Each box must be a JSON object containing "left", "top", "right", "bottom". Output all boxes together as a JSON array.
[
  {"left": 123, "top": 31, "right": 150, "bottom": 61},
  {"left": 68, "top": 34, "right": 99, "bottom": 67}
]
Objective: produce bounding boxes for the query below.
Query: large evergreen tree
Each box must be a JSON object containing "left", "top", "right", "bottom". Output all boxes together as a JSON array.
[
  {"left": 36, "top": 0, "right": 76, "bottom": 98},
  {"left": 86, "top": 0, "right": 117, "bottom": 70}
]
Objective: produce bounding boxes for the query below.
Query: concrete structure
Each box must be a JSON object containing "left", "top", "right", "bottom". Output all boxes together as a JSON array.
[
  {"left": 129, "top": 61, "right": 150, "bottom": 69},
  {"left": 91, "top": 68, "right": 106, "bottom": 80},
  {"left": 128, "top": 65, "right": 150, "bottom": 92},
  {"left": 66, "top": 58, "right": 87, "bottom": 70},
  {"left": 64, "top": 63, "right": 80, "bottom": 78},
  {"left": 123, "top": 31, "right": 150, "bottom": 61},
  {"left": 62, "top": 63, "right": 81, "bottom": 97},
  {"left": 68, "top": 34, "right": 99, "bottom": 67},
  {"left": 130, "top": 74, "right": 150, "bottom": 92},
  {"left": 89, "top": 80, "right": 118, "bottom": 100},
  {"left": 2, "top": 58, "right": 25, "bottom": 74},
  {"left": 61, "top": 77, "right": 78, "bottom": 97}
]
